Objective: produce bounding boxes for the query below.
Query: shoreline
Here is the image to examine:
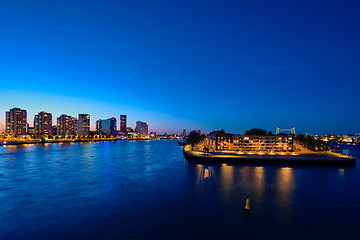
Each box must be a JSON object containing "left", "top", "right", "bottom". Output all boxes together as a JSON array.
[
  {"left": 0, "top": 138, "right": 164, "bottom": 146},
  {"left": 183, "top": 146, "right": 356, "bottom": 167}
]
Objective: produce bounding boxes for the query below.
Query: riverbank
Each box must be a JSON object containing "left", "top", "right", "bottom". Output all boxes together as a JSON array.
[
  {"left": 183, "top": 145, "right": 356, "bottom": 166},
  {"left": 0, "top": 138, "right": 155, "bottom": 146}
]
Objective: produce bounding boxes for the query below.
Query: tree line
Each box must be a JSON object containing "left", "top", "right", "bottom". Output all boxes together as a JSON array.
[{"left": 295, "top": 134, "right": 328, "bottom": 151}]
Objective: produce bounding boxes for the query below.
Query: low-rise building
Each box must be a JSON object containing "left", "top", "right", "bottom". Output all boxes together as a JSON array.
[{"left": 207, "top": 130, "right": 294, "bottom": 152}]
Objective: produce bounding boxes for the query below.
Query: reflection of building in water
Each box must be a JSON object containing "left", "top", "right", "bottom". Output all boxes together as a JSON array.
[
  {"left": 207, "top": 130, "right": 294, "bottom": 152},
  {"left": 238, "top": 166, "right": 266, "bottom": 200},
  {"left": 276, "top": 167, "right": 294, "bottom": 211},
  {"left": 193, "top": 164, "right": 215, "bottom": 188},
  {"left": 253, "top": 167, "right": 265, "bottom": 198},
  {"left": 204, "top": 168, "right": 209, "bottom": 179},
  {"left": 220, "top": 164, "right": 234, "bottom": 200},
  {"left": 338, "top": 169, "right": 345, "bottom": 181}
]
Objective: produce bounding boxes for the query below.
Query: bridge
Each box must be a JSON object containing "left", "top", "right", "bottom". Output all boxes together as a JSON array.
[{"left": 276, "top": 126, "right": 296, "bottom": 135}]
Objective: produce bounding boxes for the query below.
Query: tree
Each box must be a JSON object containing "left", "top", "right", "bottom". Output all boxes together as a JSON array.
[
  {"left": 186, "top": 130, "right": 202, "bottom": 151},
  {"left": 201, "top": 134, "right": 207, "bottom": 142},
  {"left": 268, "top": 131, "right": 274, "bottom": 136},
  {"left": 295, "top": 134, "right": 305, "bottom": 142},
  {"left": 245, "top": 128, "right": 267, "bottom": 136},
  {"left": 296, "top": 134, "right": 328, "bottom": 152}
]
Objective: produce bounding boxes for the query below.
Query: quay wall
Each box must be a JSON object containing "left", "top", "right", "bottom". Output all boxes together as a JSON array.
[{"left": 183, "top": 148, "right": 356, "bottom": 167}]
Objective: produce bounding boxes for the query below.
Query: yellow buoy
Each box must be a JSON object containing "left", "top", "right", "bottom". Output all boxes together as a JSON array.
[{"left": 245, "top": 198, "right": 250, "bottom": 210}]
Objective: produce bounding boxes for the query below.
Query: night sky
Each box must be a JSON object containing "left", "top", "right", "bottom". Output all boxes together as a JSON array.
[{"left": 1, "top": 0, "right": 359, "bottom": 134}]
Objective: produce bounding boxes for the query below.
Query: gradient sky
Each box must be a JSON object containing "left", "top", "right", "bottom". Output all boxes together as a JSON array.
[{"left": 1, "top": 0, "right": 359, "bottom": 134}]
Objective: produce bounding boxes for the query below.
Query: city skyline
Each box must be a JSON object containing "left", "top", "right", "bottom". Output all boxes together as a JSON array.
[
  {"left": 2, "top": 107, "right": 152, "bottom": 134},
  {"left": 1, "top": 103, "right": 360, "bottom": 135},
  {"left": 1, "top": 1, "right": 359, "bottom": 134}
]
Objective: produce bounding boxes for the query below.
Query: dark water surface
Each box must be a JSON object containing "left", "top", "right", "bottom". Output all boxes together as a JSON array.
[{"left": 1, "top": 140, "right": 360, "bottom": 239}]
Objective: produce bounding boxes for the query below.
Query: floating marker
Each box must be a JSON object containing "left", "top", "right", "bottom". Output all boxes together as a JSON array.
[{"left": 245, "top": 198, "right": 250, "bottom": 210}]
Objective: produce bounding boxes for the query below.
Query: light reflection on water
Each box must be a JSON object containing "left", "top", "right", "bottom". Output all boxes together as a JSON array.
[
  {"left": 0, "top": 141, "right": 359, "bottom": 239},
  {"left": 276, "top": 167, "right": 294, "bottom": 213},
  {"left": 190, "top": 162, "right": 296, "bottom": 212}
]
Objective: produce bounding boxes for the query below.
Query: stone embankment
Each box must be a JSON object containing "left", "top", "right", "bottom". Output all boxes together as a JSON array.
[{"left": 183, "top": 146, "right": 356, "bottom": 167}]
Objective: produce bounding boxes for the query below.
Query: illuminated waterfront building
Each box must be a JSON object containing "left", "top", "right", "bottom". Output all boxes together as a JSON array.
[
  {"left": 52, "top": 126, "right": 57, "bottom": 136},
  {"left": 28, "top": 127, "right": 35, "bottom": 135},
  {"left": 95, "top": 120, "right": 100, "bottom": 132},
  {"left": 207, "top": 130, "right": 294, "bottom": 152},
  {"left": 57, "top": 114, "right": 77, "bottom": 136},
  {"left": 135, "top": 121, "right": 148, "bottom": 137},
  {"left": 5, "top": 108, "right": 27, "bottom": 135},
  {"left": 120, "top": 115, "right": 127, "bottom": 131},
  {"left": 96, "top": 117, "right": 117, "bottom": 135},
  {"left": 34, "top": 111, "right": 52, "bottom": 136},
  {"left": 77, "top": 114, "right": 90, "bottom": 136}
]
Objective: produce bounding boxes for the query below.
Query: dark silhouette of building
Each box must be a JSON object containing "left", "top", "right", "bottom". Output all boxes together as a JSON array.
[
  {"left": 182, "top": 129, "right": 187, "bottom": 138},
  {"left": 52, "top": 126, "right": 57, "bottom": 136},
  {"left": 120, "top": 115, "right": 127, "bottom": 131}
]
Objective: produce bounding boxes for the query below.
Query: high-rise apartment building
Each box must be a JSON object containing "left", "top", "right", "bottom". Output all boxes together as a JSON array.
[
  {"left": 5, "top": 108, "right": 27, "bottom": 135},
  {"left": 135, "top": 121, "right": 148, "bottom": 137},
  {"left": 120, "top": 115, "right": 127, "bottom": 131},
  {"left": 77, "top": 114, "right": 90, "bottom": 136},
  {"left": 95, "top": 120, "right": 100, "bottom": 132},
  {"left": 96, "top": 117, "right": 117, "bottom": 135},
  {"left": 57, "top": 114, "right": 77, "bottom": 136},
  {"left": 34, "top": 111, "right": 52, "bottom": 136},
  {"left": 52, "top": 126, "right": 58, "bottom": 136}
]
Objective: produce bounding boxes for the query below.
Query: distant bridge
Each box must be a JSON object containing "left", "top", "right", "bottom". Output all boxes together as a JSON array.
[{"left": 276, "top": 126, "right": 296, "bottom": 135}]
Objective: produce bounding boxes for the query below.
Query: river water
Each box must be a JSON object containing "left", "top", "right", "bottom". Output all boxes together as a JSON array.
[{"left": 0, "top": 140, "right": 359, "bottom": 239}]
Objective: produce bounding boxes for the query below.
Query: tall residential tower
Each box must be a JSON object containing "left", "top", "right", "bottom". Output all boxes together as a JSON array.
[
  {"left": 57, "top": 114, "right": 77, "bottom": 136},
  {"left": 5, "top": 108, "right": 27, "bottom": 135},
  {"left": 34, "top": 111, "right": 52, "bottom": 136},
  {"left": 135, "top": 121, "right": 148, "bottom": 137},
  {"left": 77, "top": 114, "right": 90, "bottom": 136},
  {"left": 120, "top": 115, "right": 127, "bottom": 131}
]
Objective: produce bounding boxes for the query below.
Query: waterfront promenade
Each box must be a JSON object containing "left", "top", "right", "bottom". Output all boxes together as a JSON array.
[
  {"left": 0, "top": 137, "right": 156, "bottom": 146},
  {"left": 183, "top": 145, "right": 356, "bottom": 166}
]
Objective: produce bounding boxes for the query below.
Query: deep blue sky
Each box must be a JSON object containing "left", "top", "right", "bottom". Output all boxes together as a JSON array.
[{"left": 1, "top": 0, "right": 359, "bottom": 134}]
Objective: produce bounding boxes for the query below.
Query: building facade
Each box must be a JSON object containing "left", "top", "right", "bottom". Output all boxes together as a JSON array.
[
  {"left": 52, "top": 126, "right": 58, "bottom": 136},
  {"left": 96, "top": 117, "right": 117, "bottom": 135},
  {"left": 207, "top": 130, "right": 294, "bottom": 152},
  {"left": 57, "top": 114, "right": 77, "bottom": 136},
  {"left": 135, "top": 121, "right": 148, "bottom": 137},
  {"left": 34, "top": 111, "right": 52, "bottom": 136},
  {"left": 77, "top": 114, "right": 90, "bottom": 136},
  {"left": 5, "top": 108, "right": 27, "bottom": 135},
  {"left": 120, "top": 115, "right": 127, "bottom": 131}
]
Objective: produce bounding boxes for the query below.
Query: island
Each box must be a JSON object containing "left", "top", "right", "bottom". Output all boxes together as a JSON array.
[{"left": 183, "top": 129, "right": 356, "bottom": 167}]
